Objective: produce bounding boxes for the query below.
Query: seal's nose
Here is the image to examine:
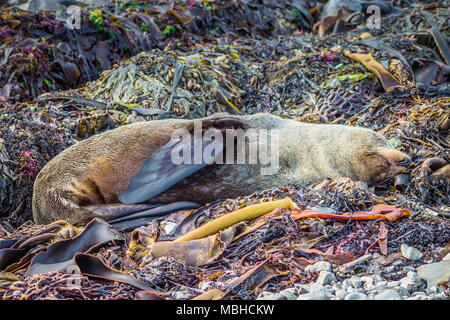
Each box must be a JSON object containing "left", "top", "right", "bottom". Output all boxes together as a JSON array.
[{"left": 398, "top": 156, "right": 411, "bottom": 167}]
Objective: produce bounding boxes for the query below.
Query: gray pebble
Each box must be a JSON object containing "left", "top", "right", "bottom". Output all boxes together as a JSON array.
[
  {"left": 401, "top": 244, "right": 423, "bottom": 261},
  {"left": 297, "top": 292, "right": 331, "bottom": 300},
  {"left": 345, "top": 293, "right": 369, "bottom": 300},
  {"left": 335, "top": 289, "right": 347, "bottom": 299},
  {"left": 375, "top": 290, "right": 402, "bottom": 300},
  {"left": 305, "top": 261, "right": 332, "bottom": 273},
  {"left": 316, "top": 271, "right": 336, "bottom": 286},
  {"left": 257, "top": 293, "right": 286, "bottom": 300},
  {"left": 348, "top": 276, "right": 363, "bottom": 288},
  {"left": 279, "top": 289, "right": 297, "bottom": 300}
]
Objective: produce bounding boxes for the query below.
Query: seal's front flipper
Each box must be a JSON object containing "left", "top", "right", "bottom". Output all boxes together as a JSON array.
[
  {"left": 109, "top": 201, "right": 201, "bottom": 231},
  {"left": 87, "top": 203, "right": 161, "bottom": 221},
  {"left": 119, "top": 131, "right": 224, "bottom": 204}
]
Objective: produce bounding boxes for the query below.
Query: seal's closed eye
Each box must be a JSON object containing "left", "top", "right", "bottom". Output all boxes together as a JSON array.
[{"left": 118, "top": 133, "right": 224, "bottom": 204}]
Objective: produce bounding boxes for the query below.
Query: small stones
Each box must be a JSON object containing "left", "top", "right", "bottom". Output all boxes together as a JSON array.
[
  {"left": 335, "top": 289, "right": 346, "bottom": 299},
  {"left": 316, "top": 271, "right": 336, "bottom": 285},
  {"left": 294, "top": 283, "right": 310, "bottom": 294},
  {"left": 347, "top": 276, "right": 363, "bottom": 288},
  {"left": 257, "top": 293, "right": 285, "bottom": 300},
  {"left": 345, "top": 292, "right": 368, "bottom": 300},
  {"left": 401, "top": 244, "right": 423, "bottom": 261},
  {"left": 160, "top": 221, "right": 178, "bottom": 235},
  {"left": 297, "top": 292, "right": 331, "bottom": 300},
  {"left": 374, "top": 290, "right": 402, "bottom": 300},
  {"left": 172, "top": 290, "right": 193, "bottom": 300},
  {"left": 279, "top": 289, "right": 298, "bottom": 300},
  {"left": 305, "top": 261, "right": 332, "bottom": 273},
  {"left": 360, "top": 276, "right": 374, "bottom": 290}
]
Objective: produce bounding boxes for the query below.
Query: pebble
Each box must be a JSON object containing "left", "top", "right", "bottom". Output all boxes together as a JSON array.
[
  {"left": 403, "top": 266, "right": 416, "bottom": 272},
  {"left": 401, "top": 244, "right": 423, "bottom": 261},
  {"left": 345, "top": 293, "right": 368, "bottom": 300},
  {"left": 160, "top": 221, "right": 178, "bottom": 235},
  {"left": 297, "top": 292, "right": 330, "bottom": 300},
  {"left": 258, "top": 293, "right": 286, "bottom": 300},
  {"left": 279, "top": 289, "right": 297, "bottom": 300},
  {"left": 394, "top": 286, "right": 410, "bottom": 296},
  {"left": 347, "top": 276, "right": 363, "bottom": 288},
  {"left": 360, "top": 276, "right": 374, "bottom": 290},
  {"left": 316, "top": 271, "right": 336, "bottom": 285},
  {"left": 198, "top": 281, "right": 215, "bottom": 291},
  {"left": 335, "top": 289, "right": 346, "bottom": 299},
  {"left": 172, "top": 291, "right": 193, "bottom": 300},
  {"left": 374, "top": 290, "right": 402, "bottom": 300},
  {"left": 373, "top": 281, "right": 388, "bottom": 291},
  {"left": 294, "top": 284, "right": 310, "bottom": 294},
  {"left": 305, "top": 261, "right": 332, "bottom": 273}
]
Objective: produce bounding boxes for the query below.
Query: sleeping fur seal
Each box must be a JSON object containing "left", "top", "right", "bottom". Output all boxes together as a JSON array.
[{"left": 32, "top": 113, "right": 410, "bottom": 225}]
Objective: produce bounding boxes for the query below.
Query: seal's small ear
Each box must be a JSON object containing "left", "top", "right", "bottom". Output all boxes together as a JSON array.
[{"left": 119, "top": 133, "right": 224, "bottom": 204}]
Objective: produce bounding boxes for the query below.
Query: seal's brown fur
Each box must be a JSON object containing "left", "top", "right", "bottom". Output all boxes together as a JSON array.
[{"left": 32, "top": 113, "right": 410, "bottom": 224}]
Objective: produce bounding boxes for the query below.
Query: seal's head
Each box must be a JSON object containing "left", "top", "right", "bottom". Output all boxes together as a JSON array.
[{"left": 353, "top": 131, "right": 411, "bottom": 185}]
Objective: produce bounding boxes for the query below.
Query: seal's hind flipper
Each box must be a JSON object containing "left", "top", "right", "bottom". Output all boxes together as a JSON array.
[
  {"left": 119, "top": 131, "right": 223, "bottom": 204},
  {"left": 110, "top": 202, "right": 201, "bottom": 231},
  {"left": 87, "top": 204, "right": 161, "bottom": 221}
]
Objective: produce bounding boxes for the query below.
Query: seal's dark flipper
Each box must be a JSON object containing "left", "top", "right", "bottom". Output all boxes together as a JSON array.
[
  {"left": 87, "top": 204, "right": 161, "bottom": 221},
  {"left": 119, "top": 132, "right": 224, "bottom": 204},
  {"left": 110, "top": 201, "right": 201, "bottom": 231}
]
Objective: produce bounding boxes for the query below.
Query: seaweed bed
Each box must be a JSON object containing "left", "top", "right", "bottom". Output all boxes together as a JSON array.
[{"left": 0, "top": 0, "right": 449, "bottom": 300}]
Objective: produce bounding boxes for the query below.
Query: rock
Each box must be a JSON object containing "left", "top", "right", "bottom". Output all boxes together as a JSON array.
[
  {"left": 339, "top": 254, "right": 372, "bottom": 273},
  {"left": 402, "top": 266, "right": 415, "bottom": 272},
  {"left": 384, "top": 266, "right": 396, "bottom": 273},
  {"left": 257, "top": 293, "right": 286, "bottom": 300},
  {"left": 172, "top": 291, "right": 193, "bottom": 300},
  {"left": 406, "top": 271, "right": 421, "bottom": 281},
  {"left": 341, "top": 279, "right": 350, "bottom": 291},
  {"left": 257, "top": 294, "right": 284, "bottom": 300},
  {"left": 347, "top": 276, "right": 363, "bottom": 288},
  {"left": 279, "top": 289, "right": 297, "bottom": 300},
  {"left": 297, "top": 292, "right": 330, "bottom": 300},
  {"left": 417, "top": 260, "right": 450, "bottom": 288},
  {"left": 316, "top": 271, "right": 336, "bottom": 285},
  {"left": 160, "top": 221, "right": 178, "bottom": 236},
  {"left": 305, "top": 261, "right": 332, "bottom": 273},
  {"left": 374, "top": 290, "right": 402, "bottom": 300},
  {"left": 388, "top": 281, "right": 400, "bottom": 287},
  {"left": 345, "top": 293, "right": 369, "bottom": 300},
  {"left": 394, "top": 286, "right": 410, "bottom": 296},
  {"left": 294, "top": 284, "right": 311, "bottom": 294},
  {"left": 401, "top": 244, "right": 423, "bottom": 261},
  {"left": 198, "top": 281, "right": 215, "bottom": 291},
  {"left": 360, "top": 276, "right": 374, "bottom": 290},
  {"left": 373, "top": 281, "right": 388, "bottom": 291},
  {"left": 335, "top": 289, "right": 346, "bottom": 299},
  {"left": 308, "top": 283, "right": 324, "bottom": 293}
]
